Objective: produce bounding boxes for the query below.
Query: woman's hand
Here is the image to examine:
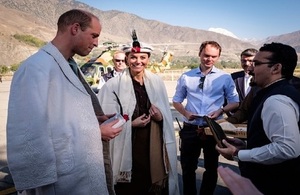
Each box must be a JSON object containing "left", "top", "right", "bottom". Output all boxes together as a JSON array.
[
  {"left": 149, "top": 104, "right": 163, "bottom": 121},
  {"left": 132, "top": 113, "right": 151, "bottom": 127}
]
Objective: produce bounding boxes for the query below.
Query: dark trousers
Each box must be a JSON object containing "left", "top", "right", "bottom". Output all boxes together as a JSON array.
[{"left": 180, "top": 124, "right": 219, "bottom": 195}]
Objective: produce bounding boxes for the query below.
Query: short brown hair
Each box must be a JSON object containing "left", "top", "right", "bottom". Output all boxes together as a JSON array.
[
  {"left": 240, "top": 48, "right": 258, "bottom": 58},
  {"left": 57, "top": 9, "right": 99, "bottom": 32},
  {"left": 199, "top": 41, "right": 222, "bottom": 56}
]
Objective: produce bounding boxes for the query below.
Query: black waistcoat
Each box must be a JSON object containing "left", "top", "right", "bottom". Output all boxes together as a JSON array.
[{"left": 240, "top": 79, "right": 300, "bottom": 195}]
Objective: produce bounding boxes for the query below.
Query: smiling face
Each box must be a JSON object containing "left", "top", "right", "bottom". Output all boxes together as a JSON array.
[
  {"left": 127, "top": 52, "right": 150, "bottom": 75},
  {"left": 199, "top": 44, "right": 220, "bottom": 71},
  {"left": 241, "top": 55, "right": 255, "bottom": 75},
  {"left": 252, "top": 51, "right": 277, "bottom": 88}
]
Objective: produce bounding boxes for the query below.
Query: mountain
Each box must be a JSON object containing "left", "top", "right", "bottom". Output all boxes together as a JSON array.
[
  {"left": 262, "top": 31, "right": 300, "bottom": 51},
  {"left": 0, "top": 0, "right": 299, "bottom": 66},
  {"left": 208, "top": 28, "right": 239, "bottom": 39}
]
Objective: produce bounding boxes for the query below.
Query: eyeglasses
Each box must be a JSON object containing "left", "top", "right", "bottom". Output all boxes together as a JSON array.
[
  {"left": 199, "top": 76, "right": 206, "bottom": 89},
  {"left": 115, "top": 59, "right": 125, "bottom": 62},
  {"left": 253, "top": 61, "right": 276, "bottom": 67}
]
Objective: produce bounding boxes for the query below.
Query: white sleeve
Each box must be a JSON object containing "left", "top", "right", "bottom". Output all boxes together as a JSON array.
[{"left": 239, "top": 95, "right": 300, "bottom": 164}]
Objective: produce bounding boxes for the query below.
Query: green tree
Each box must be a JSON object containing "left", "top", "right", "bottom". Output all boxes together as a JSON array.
[
  {"left": 0, "top": 65, "right": 10, "bottom": 74},
  {"left": 10, "top": 63, "right": 21, "bottom": 72}
]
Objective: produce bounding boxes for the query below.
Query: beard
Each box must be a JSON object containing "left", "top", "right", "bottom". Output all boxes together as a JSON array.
[{"left": 249, "top": 80, "right": 257, "bottom": 87}]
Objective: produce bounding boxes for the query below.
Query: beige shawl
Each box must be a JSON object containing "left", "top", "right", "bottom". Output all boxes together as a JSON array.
[{"left": 98, "top": 68, "right": 179, "bottom": 194}]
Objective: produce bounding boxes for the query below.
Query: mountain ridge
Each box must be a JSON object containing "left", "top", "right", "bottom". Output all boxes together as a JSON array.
[{"left": 0, "top": 0, "right": 299, "bottom": 66}]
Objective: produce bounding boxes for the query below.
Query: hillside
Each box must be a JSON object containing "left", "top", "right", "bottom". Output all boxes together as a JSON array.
[{"left": 0, "top": 0, "right": 299, "bottom": 66}]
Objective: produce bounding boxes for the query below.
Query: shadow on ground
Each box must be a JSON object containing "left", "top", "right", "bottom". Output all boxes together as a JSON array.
[{"left": 177, "top": 155, "right": 236, "bottom": 195}]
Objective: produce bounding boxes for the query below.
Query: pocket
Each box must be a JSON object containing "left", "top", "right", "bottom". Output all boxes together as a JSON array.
[{"left": 53, "top": 136, "right": 74, "bottom": 174}]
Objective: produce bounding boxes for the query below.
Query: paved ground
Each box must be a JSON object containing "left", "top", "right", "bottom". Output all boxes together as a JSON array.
[
  {"left": 0, "top": 79, "right": 238, "bottom": 194},
  {"left": 0, "top": 80, "right": 15, "bottom": 194}
]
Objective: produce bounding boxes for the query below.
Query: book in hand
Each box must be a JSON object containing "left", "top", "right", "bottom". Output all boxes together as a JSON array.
[{"left": 203, "top": 116, "right": 227, "bottom": 148}]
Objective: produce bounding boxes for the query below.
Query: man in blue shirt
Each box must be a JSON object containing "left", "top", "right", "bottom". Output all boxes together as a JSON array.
[{"left": 173, "top": 41, "right": 239, "bottom": 195}]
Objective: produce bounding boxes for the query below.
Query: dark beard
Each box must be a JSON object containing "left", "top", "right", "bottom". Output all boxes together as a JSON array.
[
  {"left": 250, "top": 81, "right": 257, "bottom": 87},
  {"left": 249, "top": 71, "right": 256, "bottom": 86}
]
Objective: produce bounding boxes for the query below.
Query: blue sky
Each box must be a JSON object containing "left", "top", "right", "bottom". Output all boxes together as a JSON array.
[{"left": 78, "top": 0, "right": 300, "bottom": 40}]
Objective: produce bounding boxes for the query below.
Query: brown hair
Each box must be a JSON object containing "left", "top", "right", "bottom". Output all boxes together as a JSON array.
[
  {"left": 240, "top": 48, "right": 258, "bottom": 57},
  {"left": 57, "top": 9, "right": 99, "bottom": 32},
  {"left": 199, "top": 41, "right": 222, "bottom": 56}
]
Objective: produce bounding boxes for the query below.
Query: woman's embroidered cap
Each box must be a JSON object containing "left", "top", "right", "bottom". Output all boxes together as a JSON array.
[{"left": 122, "top": 29, "right": 153, "bottom": 53}]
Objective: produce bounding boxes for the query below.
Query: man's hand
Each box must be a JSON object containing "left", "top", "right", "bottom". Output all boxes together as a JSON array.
[
  {"left": 207, "top": 108, "right": 224, "bottom": 119},
  {"left": 218, "top": 166, "right": 263, "bottom": 195},
  {"left": 216, "top": 137, "right": 246, "bottom": 160},
  {"left": 97, "top": 114, "right": 115, "bottom": 123},
  {"left": 100, "top": 119, "right": 123, "bottom": 141}
]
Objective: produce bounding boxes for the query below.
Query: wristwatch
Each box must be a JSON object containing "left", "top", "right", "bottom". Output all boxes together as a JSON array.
[{"left": 232, "top": 150, "right": 239, "bottom": 162}]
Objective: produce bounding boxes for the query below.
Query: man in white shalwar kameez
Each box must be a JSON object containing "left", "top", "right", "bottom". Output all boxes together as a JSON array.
[{"left": 6, "top": 9, "right": 121, "bottom": 195}]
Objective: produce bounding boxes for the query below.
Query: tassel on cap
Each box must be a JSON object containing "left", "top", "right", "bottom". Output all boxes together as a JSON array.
[
  {"left": 131, "top": 30, "right": 141, "bottom": 49},
  {"left": 122, "top": 29, "right": 153, "bottom": 53}
]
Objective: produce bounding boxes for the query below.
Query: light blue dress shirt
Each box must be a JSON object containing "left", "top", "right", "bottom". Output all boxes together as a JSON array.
[{"left": 173, "top": 66, "right": 239, "bottom": 125}]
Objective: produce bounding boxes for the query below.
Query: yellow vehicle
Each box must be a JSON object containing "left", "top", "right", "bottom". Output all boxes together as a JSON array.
[
  {"left": 80, "top": 47, "right": 115, "bottom": 92},
  {"left": 148, "top": 49, "right": 174, "bottom": 73},
  {"left": 80, "top": 42, "right": 174, "bottom": 92}
]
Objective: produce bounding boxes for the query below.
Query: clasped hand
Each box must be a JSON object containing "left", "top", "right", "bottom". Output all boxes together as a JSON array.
[{"left": 132, "top": 104, "right": 163, "bottom": 127}]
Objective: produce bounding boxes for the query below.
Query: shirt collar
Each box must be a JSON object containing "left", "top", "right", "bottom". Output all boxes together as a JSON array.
[{"left": 196, "top": 66, "right": 218, "bottom": 75}]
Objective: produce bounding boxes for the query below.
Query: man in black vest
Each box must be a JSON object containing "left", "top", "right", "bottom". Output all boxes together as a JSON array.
[{"left": 216, "top": 42, "right": 300, "bottom": 195}]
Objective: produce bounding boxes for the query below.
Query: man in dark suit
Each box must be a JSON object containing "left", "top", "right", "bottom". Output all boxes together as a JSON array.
[
  {"left": 231, "top": 48, "right": 258, "bottom": 102},
  {"left": 224, "top": 48, "right": 258, "bottom": 116}
]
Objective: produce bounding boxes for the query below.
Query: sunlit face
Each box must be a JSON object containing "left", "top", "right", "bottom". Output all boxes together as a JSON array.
[
  {"left": 241, "top": 55, "right": 255, "bottom": 74},
  {"left": 74, "top": 17, "right": 101, "bottom": 56},
  {"left": 127, "top": 52, "right": 150, "bottom": 75},
  {"left": 113, "top": 53, "right": 127, "bottom": 72},
  {"left": 199, "top": 45, "right": 220, "bottom": 69},
  {"left": 252, "top": 51, "right": 275, "bottom": 88}
]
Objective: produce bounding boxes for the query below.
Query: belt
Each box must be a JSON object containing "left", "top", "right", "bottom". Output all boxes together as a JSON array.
[
  {"left": 183, "top": 122, "right": 207, "bottom": 129},
  {"left": 183, "top": 122, "right": 208, "bottom": 137}
]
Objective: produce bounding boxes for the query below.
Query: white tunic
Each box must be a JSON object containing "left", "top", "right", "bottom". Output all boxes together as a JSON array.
[{"left": 6, "top": 43, "right": 109, "bottom": 194}]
